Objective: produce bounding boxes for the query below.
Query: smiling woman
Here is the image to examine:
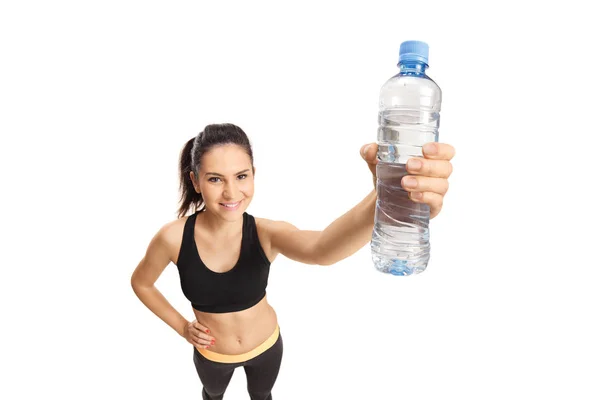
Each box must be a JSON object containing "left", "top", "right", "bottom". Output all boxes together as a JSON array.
[
  {"left": 130, "top": 123, "right": 454, "bottom": 400},
  {"left": 205, "top": 167, "right": 252, "bottom": 212},
  {"left": 178, "top": 124, "right": 256, "bottom": 220}
]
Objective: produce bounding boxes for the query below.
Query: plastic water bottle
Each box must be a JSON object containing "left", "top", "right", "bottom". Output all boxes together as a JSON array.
[{"left": 371, "top": 40, "right": 441, "bottom": 276}]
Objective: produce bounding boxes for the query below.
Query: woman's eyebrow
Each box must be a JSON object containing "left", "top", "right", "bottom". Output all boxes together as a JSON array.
[{"left": 205, "top": 169, "right": 250, "bottom": 177}]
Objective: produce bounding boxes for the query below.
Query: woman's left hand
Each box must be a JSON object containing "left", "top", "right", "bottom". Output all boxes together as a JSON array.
[{"left": 361, "top": 142, "right": 455, "bottom": 219}]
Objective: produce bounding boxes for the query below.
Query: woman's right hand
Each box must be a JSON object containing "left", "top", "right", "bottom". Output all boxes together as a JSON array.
[{"left": 183, "top": 319, "right": 216, "bottom": 348}]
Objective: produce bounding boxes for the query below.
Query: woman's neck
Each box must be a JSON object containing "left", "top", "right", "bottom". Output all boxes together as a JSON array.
[{"left": 197, "top": 209, "right": 244, "bottom": 238}]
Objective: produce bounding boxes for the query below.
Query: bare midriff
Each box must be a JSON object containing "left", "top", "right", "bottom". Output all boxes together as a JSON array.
[{"left": 193, "top": 295, "right": 278, "bottom": 356}]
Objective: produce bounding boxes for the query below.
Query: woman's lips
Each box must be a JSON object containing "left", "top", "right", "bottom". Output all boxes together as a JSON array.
[{"left": 219, "top": 200, "right": 242, "bottom": 211}]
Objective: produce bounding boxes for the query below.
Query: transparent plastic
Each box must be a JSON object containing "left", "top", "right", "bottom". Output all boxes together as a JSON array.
[{"left": 371, "top": 45, "right": 441, "bottom": 276}]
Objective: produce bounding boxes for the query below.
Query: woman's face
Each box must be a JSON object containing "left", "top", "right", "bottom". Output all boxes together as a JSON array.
[{"left": 191, "top": 144, "right": 255, "bottom": 219}]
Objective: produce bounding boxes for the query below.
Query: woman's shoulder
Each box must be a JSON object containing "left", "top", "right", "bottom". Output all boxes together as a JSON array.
[
  {"left": 253, "top": 216, "right": 301, "bottom": 249},
  {"left": 253, "top": 215, "right": 274, "bottom": 238},
  {"left": 253, "top": 216, "right": 299, "bottom": 234},
  {"left": 253, "top": 215, "right": 289, "bottom": 237},
  {"left": 152, "top": 213, "right": 193, "bottom": 264},
  {"left": 252, "top": 216, "right": 283, "bottom": 262},
  {"left": 252, "top": 216, "right": 320, "bottom": 264}
]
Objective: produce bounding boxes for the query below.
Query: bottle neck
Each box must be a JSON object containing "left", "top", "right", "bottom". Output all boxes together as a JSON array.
[{"left": 398, "top": 60, "right": 428, "bottom": 76}]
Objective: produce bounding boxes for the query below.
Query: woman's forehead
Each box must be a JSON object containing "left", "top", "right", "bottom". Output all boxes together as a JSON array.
[{"left": 201, "top": 145, "right": 252, "bottom": 172}]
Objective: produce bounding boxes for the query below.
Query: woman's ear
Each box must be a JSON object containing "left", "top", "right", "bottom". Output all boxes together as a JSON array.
[{"left": 189, "top": 171, "right": 200, "bottom": 193}]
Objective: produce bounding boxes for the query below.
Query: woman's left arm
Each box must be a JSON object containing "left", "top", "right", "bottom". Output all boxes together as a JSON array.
[{"left": 268, "top": 141, "right": 455, "bottom": 266}]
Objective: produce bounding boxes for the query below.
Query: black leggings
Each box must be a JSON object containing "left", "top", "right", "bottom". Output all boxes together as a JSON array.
[{"left": 192, "top": 332, "right": 283, "bottom": 400}]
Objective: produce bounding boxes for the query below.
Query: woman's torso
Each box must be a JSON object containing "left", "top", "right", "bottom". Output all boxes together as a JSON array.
[{"left": 165, "top": 210, "right": 279, "bottom": 355}]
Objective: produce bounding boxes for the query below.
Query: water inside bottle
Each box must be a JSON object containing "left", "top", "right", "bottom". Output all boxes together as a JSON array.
[{"left": 371, "top": 162, "right": 431, "bottom": 275}]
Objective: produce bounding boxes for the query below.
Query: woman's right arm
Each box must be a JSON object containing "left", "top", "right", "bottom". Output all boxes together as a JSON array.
[{"left": 130, "top": 224, "right": 188, "bottom": 338}]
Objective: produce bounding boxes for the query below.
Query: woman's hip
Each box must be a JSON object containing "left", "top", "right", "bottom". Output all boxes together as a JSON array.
[{"left": 194, "top": 324, "right": 282, "bottom": 364}]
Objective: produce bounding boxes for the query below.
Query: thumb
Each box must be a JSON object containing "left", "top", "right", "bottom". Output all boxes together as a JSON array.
[
  {"left": 361, "top": 144, "right": 370, "bottom": 157},
  {"left": 361, "top": 143, "right": 378, "bottom": 163}
]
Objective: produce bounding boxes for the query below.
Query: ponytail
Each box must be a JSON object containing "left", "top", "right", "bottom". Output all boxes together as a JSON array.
[{"left": 177, "top": 137, "right": 204, "bottom": 218}]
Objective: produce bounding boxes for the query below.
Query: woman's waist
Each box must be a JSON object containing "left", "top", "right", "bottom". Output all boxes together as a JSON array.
[
  {"left": 195, "top": 324, "right": 281, "bottom": 363},
  {"left": 194, "top": 298, "right": 278, "bottom": 355}
]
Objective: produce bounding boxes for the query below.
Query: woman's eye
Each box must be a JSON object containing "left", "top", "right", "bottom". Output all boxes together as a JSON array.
[{"left": 208, "top": 175, "right": 246, "bottom": 183}]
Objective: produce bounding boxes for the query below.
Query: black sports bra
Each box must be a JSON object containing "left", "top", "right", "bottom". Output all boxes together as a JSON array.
[{"left": 175, "top": 210, "right": 271, "bottom": 313}]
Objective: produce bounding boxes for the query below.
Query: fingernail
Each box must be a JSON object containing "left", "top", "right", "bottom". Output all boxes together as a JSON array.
[
  {"left": 423, "top": 143, "right": 437, "bottom": 155},
  {"left": 411, "top": 192, "right": 423, "bottom": 200},
  {"left": 206, "top": 329, "right": 210, "bottom": 334},
  {"left": 403, "top": 177, "right": 417, "bottom": 188},
  {"left": 362, "top": 145, "right": 370, "bottom": 156},
  {"left": 407, "top": 159, "right": 421, "bottom": 171}
]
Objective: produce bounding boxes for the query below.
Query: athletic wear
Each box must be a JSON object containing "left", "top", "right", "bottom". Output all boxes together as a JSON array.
[
  {"left": 196, "top": 325, "right": 280, "bottom": 363},
  {"left": 176, "top": 210, "right": 271, "bottom": 313},
  {"left": 193, "top": 329, "right": 284, "bottom": 400}
]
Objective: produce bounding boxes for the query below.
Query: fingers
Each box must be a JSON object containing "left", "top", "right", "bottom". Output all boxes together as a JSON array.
[
  {"left": 402, "top": 175, "right": 449, "bottom": 196},
  {"left": 362, "top": 142, "right": 456, "bottom": 162},
  {"left": 422, "top": 142, "right": 456, "bottom": 161},
  {"left": 406, "top": 143, "right": 453, "bottom": 218},
  {"left": 193, "top": 330, "right": 215, "bottom": 348},
  {"left": 362, "top": 142, "right": 455, "bottom": 166},
  {"left": 361, "top": 141, "right": 452, "bottom": 219},
  {"left": 362, "top": 141, "right": 451, "bottom": 213},
  {"left": 190, "top": 321, "right": 216, "bottom": 348},
  {"left": 194, "top": 321, "right": 210, "bottom": 334},
  {"left": 408, "top": 191, "right": 444, "bottom": 219},
  {"left": 406, "top": 158, "right": 453, "bottom": 179}
]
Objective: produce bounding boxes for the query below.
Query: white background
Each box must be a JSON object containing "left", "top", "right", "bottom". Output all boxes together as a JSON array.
[{"left": 1, "top": 1, "right": 599, "bottom": 399}]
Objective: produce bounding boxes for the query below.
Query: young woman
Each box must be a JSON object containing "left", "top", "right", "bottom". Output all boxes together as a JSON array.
[{"left": 130, "top": 123, "right": 455, "bottom": 400}]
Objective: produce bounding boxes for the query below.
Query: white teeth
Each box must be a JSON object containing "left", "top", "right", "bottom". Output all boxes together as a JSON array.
[{"left": 221, "top": 202, "right": 240, "bottom": 208}]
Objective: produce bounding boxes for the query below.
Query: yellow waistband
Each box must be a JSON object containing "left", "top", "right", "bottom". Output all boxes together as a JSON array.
[{"left": 195, "top": 325, "right": 280, "bottom": 364}]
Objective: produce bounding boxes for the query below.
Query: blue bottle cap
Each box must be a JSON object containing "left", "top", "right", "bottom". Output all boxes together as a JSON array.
[{"left": 399, "top": 40, "right": 429, "bottom": 65}]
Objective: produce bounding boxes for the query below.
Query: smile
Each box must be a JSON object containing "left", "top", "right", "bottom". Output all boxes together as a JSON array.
[{"left": 219, "top": 200, "right": 242, "bottom": 210}]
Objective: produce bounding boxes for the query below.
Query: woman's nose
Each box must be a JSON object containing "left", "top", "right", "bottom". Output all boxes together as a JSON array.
[{"left": 223, "top": 181, "right": 239, "bottom": 199}]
